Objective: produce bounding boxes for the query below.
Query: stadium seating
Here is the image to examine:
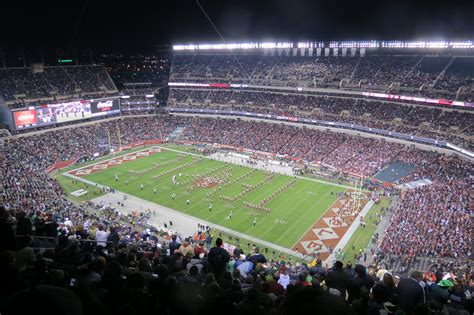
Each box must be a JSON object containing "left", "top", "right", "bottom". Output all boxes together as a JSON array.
[
  {"left": 0, "top": 48, "right": 473, "bottom": 314},
  {"left": 169, "top": 88, "right": 474, "bottom": 150},
  {"left": 0, "top": 115, "right": 472, "bottom": 314},
  {"left": 170, "top": 53, "right": 474, "bottom": 101},
  {"left": 0, "top": 65, "right": 117, "bottom": 106}
]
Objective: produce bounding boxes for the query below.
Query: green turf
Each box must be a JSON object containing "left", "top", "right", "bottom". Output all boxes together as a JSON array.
[
  {"left": 80, "top": 146, "right": 346, "bottom": 249},
  {"left": 340, "top": 197, "right": 391, "bottom": 263},
  {"left": 54, "top": 174, "right": 106, "bottom": 203},
  {"left": 215, "top": 228, "right": 305, "bottom": 263}
]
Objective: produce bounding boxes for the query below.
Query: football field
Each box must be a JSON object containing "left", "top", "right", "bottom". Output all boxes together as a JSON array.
[{"left": 67, "top": 146, "right": 347, "bottom": 250}]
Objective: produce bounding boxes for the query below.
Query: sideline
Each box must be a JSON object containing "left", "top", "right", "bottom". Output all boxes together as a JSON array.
[
  {"left": 63, "top": 145, "right": 368, "bottom": 261},
  {"left": 63, "top": 170, "right": 308, "bottom": 260}
]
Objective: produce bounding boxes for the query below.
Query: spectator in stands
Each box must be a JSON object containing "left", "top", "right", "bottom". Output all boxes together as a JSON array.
[
  {"left": 179, "top": 239, "right": 195, "bottom": 258},
  {"left": 15, "top": 211, "right": 32, "bottom": 236},
  {"left": 168, "top": 234, "right": 181, "bottom": 255},
  {"left": 326, "top": 261, "right": 350, "bottom": 298},
  {"left": 0, "top": 207, "right": 16, "bottom": 251},
  {"left": 348, "top": 264, "right": 375, "bottom": 303},
  {"left": 397, "top": 271, "right": 426, "bottom": 313},
  {"left": 278, "top": 265, "right": 291, "bottom": 290},
  {"left": 13, "top": 236, "right": 36, "bottom": 273},
  {"left": 107, "top": 226, "right": 120, "bottom": 249},
  {"left": 247, "top": 247, "right": 267, "bottom": 264},
  {"left": 207, "top": 238, "right": 230, "bottom": 279},
  {"left": 275, "top": 286, "right": 353, "bottom": 315},
  {"left": 95, "top": 225, "right": 109, "bottom": 248}
]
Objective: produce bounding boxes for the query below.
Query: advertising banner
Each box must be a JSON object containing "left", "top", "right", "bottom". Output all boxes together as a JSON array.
[
  {"left": 13, "top": 110, "right": 38, "bottom": 128},
  {"left": 91, "top": 99, "right": 120, "bottom": 116}
]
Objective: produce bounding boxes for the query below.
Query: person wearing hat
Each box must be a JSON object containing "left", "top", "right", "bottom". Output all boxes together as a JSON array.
[{"left": 425, "top": 277, "right": 450, "bottom": 304}]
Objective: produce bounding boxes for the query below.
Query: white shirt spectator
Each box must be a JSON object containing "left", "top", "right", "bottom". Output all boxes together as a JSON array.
[
  {"left": 96, "top": 228, "right": 109, "bottom": 247},
  {"left": 278, "top": 273, "right": 290, "bottom": 289},
  {"left": 64, "top": 218, "right": 73, "bottom": 227}
]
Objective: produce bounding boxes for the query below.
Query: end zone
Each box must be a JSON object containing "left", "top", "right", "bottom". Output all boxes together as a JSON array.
[
  {"left": 293, "top": 191, "right": 372, "bottom": 263},
  {"left": 68, "top": 147, "right": 162, "bottom": 176}
]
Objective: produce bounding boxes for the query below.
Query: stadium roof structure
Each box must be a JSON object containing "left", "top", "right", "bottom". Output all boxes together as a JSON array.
[{"left": 173, "top": 40, "right": 474, "bottom": 50}]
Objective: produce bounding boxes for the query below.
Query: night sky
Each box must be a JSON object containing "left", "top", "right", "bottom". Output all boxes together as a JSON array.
[{"left": 1, "top": 0, "right": 473, "bottom": 49}]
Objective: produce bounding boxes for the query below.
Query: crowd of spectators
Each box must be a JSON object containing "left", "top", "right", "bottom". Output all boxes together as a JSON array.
[
  {"left": 0, "top": 65, "right": 117, "bottom": 106},
  {"left": 170, "top": 53, "right": 474, "bottom": 100},
  {"left": 352, "top": 56, "right": 419, "bottom": 87},
  {"left": 380, "top": 180, "right": 470, "bottom": 259},
  {"left": 169, "top": 88, "right": 473, "bottom": 150},
  {"left": 0, "top": 115, "right": 472, "bottom": 314}
]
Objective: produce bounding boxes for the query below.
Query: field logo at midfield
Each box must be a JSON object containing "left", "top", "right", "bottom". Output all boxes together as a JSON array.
[{"left": 68, "top": 147, "right": 161, "bottom": 177}]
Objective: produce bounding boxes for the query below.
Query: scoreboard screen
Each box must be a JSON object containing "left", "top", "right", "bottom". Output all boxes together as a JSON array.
[{"left": 12, "top": 98, "right": 120, "bottom": 129}]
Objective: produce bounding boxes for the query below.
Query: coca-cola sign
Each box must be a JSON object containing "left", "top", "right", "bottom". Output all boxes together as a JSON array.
[
  {"left": 91, "top": 99, "right": 120, "bottom": 115},
  {"left": 13, "top": 110, "right": 38, "bottom": 127}
]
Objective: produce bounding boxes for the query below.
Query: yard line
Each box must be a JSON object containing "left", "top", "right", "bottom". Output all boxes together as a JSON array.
[
  {"left": 64, "top": 145, "right": 353, "bottom": 258},
  {"left": 289, "top": 194, "right": 346, "bottom": 250},
  {"left": 157, "top": 145, "right": 359, "bottom": 190},
  {"left": 256, "top": 180, "right": 328, "bottom": 240},
  {"left": 273, "top": 188, "right": 333, "bottom": 244},
  {"left": 68, "top": 179, "right": 308, "bottom": 260}
]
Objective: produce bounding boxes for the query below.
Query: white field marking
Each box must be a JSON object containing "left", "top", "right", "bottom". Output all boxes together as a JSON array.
[
  {"left": 64, "top": 144, "right": 361, "bottom": 259},
  {"left": 272, "top": 187, "right": 333, "bottom": 244},
  {"left": 289, "top": 193, "right": 346, "bottom": 250},
  {"left": 325, "top": 200, "right": 375, "bottom": 264},
  {"left": 255, "top": 179, "right": 328, "bottom": 240},
  {"left": 64, "top": 170, "right": 308, "bottom": 260},
  {"left": 156, "top": 146, "right": 360, "bottom": 190},
  {"left": 67, "top": 146, "right": 161, "bottom": 174}
]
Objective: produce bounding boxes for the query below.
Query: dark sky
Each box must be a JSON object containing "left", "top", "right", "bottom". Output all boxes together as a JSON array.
[{"left": 1, "top": 0, "right": 473, "bottom": 49}]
